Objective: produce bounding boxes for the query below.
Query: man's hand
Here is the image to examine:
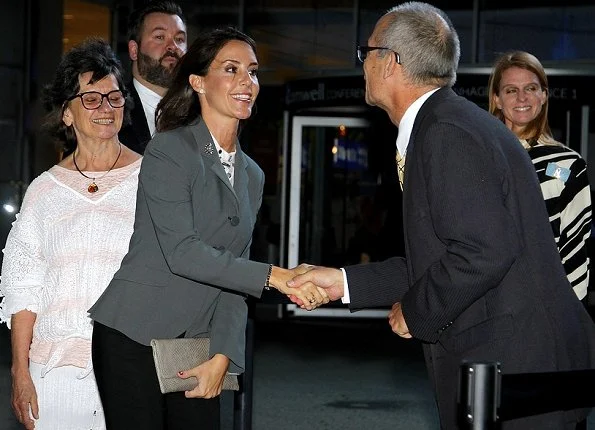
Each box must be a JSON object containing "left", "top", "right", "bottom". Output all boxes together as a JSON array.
[
  {"left": 268, "top": 264, "right": 330, "bottom": 310},
  {"left": 287, "top": 265, "right": 345, "bottom": 308},
  {"left": 178, "top": 353, "right": 229, "bottom": 398},
  {"left": 388, "top": 302, "right": 412, "bottom": 339}
]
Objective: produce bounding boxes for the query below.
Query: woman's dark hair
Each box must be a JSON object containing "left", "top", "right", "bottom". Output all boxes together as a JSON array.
[
  {"left": 156, "top": 27, "right": 257, "bottom": 132},
  {"left": 42, "top": 37, "right": 131, "bottom": 154}
]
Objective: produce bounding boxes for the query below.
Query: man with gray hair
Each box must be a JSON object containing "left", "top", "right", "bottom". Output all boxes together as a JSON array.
[{"left": 288, "top": 2, "right": 595, "bottom": 428}]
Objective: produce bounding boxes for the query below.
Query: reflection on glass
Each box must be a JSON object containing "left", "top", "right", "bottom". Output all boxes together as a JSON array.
[{"left": 299, "top": 125, "right": 404, "bottom": 269}]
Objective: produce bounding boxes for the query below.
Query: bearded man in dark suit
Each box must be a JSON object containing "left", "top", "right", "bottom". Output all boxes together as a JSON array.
[{"left": 119, "top": 0, "right": 187, "bottom": 154}]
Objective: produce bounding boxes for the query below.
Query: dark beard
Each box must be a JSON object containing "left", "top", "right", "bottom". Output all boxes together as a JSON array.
[{"left": 137, "top": 51, "right": 178, "bottom": 88}]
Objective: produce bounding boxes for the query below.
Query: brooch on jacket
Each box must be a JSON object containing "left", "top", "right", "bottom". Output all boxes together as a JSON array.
[{"left": 204, "top": 141, "right": 214, "bottom": 155}]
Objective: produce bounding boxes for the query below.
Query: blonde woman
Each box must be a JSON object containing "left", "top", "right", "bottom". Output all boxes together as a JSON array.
[{"left": 489, "top": 51, "right": 592, "bottom": 301}]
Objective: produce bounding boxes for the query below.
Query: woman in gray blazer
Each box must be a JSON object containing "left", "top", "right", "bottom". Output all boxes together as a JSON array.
[{"left": 89, "top": 27, "right": 326, "bottom": 429}]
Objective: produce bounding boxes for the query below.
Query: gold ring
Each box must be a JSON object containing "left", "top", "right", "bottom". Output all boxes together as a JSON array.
[{"left": 309, "top": 298, "right": 317, "bottom": 303}]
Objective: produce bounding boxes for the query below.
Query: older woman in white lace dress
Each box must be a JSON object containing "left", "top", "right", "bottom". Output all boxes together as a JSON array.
[{"left": 0, "top": 38, "right": 141, "bottom": 430}]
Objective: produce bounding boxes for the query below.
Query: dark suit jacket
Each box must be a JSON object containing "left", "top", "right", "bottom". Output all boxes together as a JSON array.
[
  {"left": 90, "top": 118, "right": 269, "bottom": 373},
  {"left": 344, "top": 88, "right": 595, "bottom": 428},
  {"left": 119, "top": 82, "right": 152, "bottom": 155}
]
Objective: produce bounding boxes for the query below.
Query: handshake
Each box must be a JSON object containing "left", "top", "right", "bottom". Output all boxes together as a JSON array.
[
  {"left": 265, "top": 263, "right": 411, "bottom": 339},
  {"left": 266, "top": 263, "right": 345, "bottom": 311}
]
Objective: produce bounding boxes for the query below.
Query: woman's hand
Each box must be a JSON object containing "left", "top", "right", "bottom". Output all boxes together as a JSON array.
[
  {"left": 269, "top": 265, "right": 330, "bottom": 310},
  {"left": 178, "top": 353, "right": 230, "bottom": 399},
  {"left": 11, "top": 368, "right": 38, "bottom": 430},
  {"left": 10, "top": 311, "right": 38, "bottom": 429}
]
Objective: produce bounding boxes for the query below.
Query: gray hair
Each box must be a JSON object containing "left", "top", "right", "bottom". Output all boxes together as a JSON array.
[{"left": 377, "top": 2, "right": 460, "bottom": 87}]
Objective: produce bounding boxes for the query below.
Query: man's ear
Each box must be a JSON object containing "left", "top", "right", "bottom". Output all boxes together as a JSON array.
[
  {"left": 128, "top": 40, "right": 139, "bottom": 61},
  {"left": 383, "top": 53, "right": 397, "bottom": 79}
]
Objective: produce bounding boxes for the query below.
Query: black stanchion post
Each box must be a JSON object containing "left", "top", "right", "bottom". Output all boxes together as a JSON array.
[
  {"left": 458, "top": 361, "right": 501, "bottom": 430},
  {"left": 233, "top": 317, "right": 254, "bottom": 430}
]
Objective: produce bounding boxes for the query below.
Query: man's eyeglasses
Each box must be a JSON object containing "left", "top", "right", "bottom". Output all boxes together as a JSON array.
[
  {"left": 356, "top": 45, "right": 401, "bottom": 65},
  {"left": 67, "top": 90, "right": 126, "bottom": 110}
]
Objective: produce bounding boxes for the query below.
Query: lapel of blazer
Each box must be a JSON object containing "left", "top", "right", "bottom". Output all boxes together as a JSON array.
[
  {"left": 189, "top": 119, "right": 240, "bottom": 204},
  {"left": 129, "top": 83, "right": 152, "bottom": 145},
  {"left": 233, "top": 145, "right": 249, "bottom": 206}
]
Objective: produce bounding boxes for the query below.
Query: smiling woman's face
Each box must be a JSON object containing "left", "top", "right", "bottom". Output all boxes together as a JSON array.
[
  {"left": 492, "top": 66, "right": 546, "bottom": 136},
  {"left": 191, "top": 40, "right": 260, "bottom": 122},
  {"left": 62, "top": 72, "right": 124, "bottom": 145}
]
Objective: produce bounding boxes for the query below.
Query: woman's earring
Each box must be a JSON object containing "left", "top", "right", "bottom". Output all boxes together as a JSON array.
[{"left": 198, "top": 88, "right": 205, "bottom": 94}]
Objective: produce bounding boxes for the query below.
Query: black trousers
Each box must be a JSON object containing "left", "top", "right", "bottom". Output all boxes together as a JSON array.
[{"left": 92, "top": 322, "right": 220, "bottom": 430}]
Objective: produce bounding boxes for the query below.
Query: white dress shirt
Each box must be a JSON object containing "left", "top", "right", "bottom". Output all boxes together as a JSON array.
[
  {"left": 133, "top": 78, "right": 162, "bottom": 137},
  {"left": 211, "top": 134, "right": 236, "bottom": 186}
]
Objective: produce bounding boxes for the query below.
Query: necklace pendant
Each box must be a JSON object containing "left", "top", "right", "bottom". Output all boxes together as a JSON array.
[{"left": 88, "top": 182, "right": 99, "bottom": 193}]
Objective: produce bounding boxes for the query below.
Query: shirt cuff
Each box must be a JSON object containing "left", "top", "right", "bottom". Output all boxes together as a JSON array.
[{"left": 340, "top": 268, "right": 350, "bottom": 304}]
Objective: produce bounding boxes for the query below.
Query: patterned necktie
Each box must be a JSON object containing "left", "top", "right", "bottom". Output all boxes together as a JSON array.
[{"left": 396, "top": 150, "right": 406, "bottom": 190}]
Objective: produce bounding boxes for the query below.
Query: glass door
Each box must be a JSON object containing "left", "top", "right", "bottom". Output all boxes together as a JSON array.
[{"left": 284, "top": 116, "right": 402, "bottom": 318}]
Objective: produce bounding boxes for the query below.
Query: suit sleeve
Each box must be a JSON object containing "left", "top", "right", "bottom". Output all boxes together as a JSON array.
[
  {"left": 344, "top": 257, "right": 409, "bottom": 310},
  {"left": 139, "top": 134, "right": 269, "bottom": 298},
  {"left": 209, "top": 291, "right": 248, "bottom": 373},
  {"left": 401, "top": 123, "right": 521, "bottom": 343}
]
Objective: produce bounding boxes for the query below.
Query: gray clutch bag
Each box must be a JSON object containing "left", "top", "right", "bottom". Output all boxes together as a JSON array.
[{"left": 150, "top": 338, "right": 240, "bottom": 393}]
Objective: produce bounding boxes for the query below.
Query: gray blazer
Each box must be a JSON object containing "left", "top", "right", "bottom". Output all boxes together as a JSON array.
[{"left": 89, "top": 118, "right": 269, "bottom": 373}]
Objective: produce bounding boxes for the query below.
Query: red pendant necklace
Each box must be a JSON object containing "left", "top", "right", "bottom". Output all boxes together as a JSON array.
[{"left": 72, "top": 143, "right": 122, "bottom": 193}]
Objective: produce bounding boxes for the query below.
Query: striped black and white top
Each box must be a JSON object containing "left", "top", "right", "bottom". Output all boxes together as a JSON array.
[{"left": 524, "top": 139, "right": 592, "bottom": 300}]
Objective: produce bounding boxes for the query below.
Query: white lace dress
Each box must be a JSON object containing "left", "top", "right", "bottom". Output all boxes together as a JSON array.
[{"left": 0, "top": 158, "right": 140, "bottom": 429}]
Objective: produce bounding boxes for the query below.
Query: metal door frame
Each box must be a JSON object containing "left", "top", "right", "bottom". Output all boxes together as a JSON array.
[{"left": 282, "top": 115, "right": 388, "bottom": 318}]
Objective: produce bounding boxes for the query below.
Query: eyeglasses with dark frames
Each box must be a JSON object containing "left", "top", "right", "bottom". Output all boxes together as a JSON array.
[
  {"left": 67, "top": 90, "right": 126, "bottom": 110},
  {"left": 356, "top": 45, "right": 401, "bottom": 65}
]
